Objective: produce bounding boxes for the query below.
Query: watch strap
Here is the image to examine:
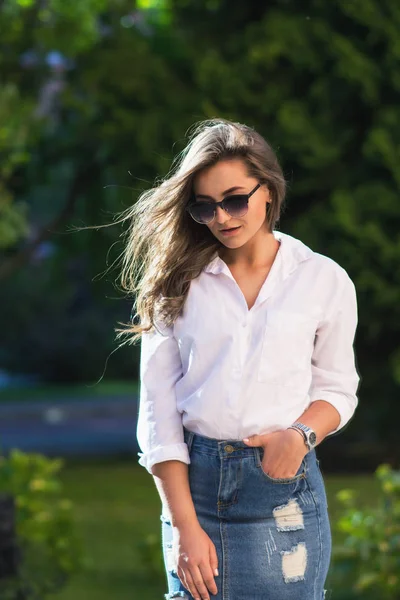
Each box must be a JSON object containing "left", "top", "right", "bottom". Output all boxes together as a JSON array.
[
  {"left": 292, "top": 421, "right": 312, "bottom": 434},
  {"left": 288, "top": 425, "right": 308, "bottom": 446},
  {"left": 290, "top": 421, "right": 317, "bottom": 450}
]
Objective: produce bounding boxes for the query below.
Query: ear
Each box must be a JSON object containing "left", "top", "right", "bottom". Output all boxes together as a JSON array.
[{"left": 262, "top": 183, "right": 271, "bottom": 199}]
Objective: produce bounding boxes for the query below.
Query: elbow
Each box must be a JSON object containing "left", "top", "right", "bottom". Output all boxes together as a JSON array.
[
  {"left": 137, "top": 443, "right": 191, "bottom": 475},
  {"left": 310, "top": 391, "right": 358, "bottom": 436}
]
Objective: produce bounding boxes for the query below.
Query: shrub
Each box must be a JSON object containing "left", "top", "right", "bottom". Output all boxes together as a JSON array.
[
  {"left": 332, "top": 464, "right": 400, "bottom": 599},
  {"left": 0, "top": 450, "right": 84, "bottom": 599}
]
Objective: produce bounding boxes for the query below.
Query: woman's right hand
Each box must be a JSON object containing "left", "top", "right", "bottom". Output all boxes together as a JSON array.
[{"left": 172, "top": 521, "right": 219, "bottom": 600}]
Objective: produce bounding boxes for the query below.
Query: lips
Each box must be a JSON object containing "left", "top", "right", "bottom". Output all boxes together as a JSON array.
[{"left": 220, "top": 226, "right": 241, "bottom": 232}]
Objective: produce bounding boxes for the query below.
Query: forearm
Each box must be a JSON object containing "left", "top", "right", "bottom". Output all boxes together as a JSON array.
[
  {"left": 295, "top": 400, "right": 341, "bottom": 446},
  {"left": 151, "top": 460, "right": 199, "bottom": 528}
]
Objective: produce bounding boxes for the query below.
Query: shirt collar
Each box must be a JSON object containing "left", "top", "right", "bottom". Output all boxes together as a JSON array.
[{"left": 204, "top": 230, "right": 314, "bottom": 278}]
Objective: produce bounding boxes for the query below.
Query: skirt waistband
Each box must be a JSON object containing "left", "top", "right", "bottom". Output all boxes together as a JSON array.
[
  {"left": 183, "top": 425, "right": 316, "bottom": 461},
  {"left": 183, "top": 425, "right": 260, "bottom": 458}
]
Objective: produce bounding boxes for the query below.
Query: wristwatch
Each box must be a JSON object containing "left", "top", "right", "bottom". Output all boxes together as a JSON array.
[{"left": 288, "top": 421, "right": 317, "bottom": 451}]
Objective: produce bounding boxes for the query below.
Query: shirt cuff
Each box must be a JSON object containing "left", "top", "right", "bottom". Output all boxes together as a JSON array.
[
  {"left": 137, "top": 442, "right": 191, "bottom": 474},
  {"left": 309, "top": 392, "right": 358, "bottom": 436}
]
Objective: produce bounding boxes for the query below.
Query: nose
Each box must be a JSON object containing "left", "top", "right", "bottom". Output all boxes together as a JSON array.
[{"left": 214, "top": 205, "right": 230, "bottom": 225}]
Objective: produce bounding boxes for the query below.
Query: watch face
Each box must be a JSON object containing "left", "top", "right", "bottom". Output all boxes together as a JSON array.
[{"left": 309, "top": 432, "right": 317, "bottom": 445}]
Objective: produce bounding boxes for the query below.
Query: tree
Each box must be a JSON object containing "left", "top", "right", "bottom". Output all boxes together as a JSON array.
[
  {"left": 166, "top": 0, "right": 400, "bottom": 447},
  {"left": 1, "top": 0, "right": 399, "bottom": 450}
]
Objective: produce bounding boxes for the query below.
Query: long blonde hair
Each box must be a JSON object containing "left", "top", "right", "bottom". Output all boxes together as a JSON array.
[{"left": 115, "top": 118, "right": 286, "bottom": 344}]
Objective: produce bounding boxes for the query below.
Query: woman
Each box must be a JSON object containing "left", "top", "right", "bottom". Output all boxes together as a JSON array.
[{"left": 122, "top": 119, "right": 359, "bottom": 599}]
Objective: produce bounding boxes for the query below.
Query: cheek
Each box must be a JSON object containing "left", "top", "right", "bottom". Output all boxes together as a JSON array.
[
  {"left": 250, "top": 202, "right": 268, "bottom": 226},
  {"left": 206, "top": 223, "right": 215, "bottom": 234}
]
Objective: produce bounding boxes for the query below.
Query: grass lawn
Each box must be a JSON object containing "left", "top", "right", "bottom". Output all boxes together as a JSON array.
[
  {"left": 0, "top": 380, "right": 138, "bottom": 402},
  {"left": 47, "top": 458, "right": 381, "bottom": 600}
]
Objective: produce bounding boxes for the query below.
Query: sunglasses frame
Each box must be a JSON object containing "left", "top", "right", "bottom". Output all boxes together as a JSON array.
[{"left": 186, "top": 182, "right": 261, "bottom": 224}]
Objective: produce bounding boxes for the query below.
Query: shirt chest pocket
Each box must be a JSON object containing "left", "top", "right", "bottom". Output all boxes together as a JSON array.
[{"left": 257, "top": 310, "right": 318, "bottom": 387}]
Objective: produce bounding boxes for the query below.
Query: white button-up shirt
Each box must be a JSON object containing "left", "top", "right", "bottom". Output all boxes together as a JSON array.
[{"left": 137, "top": 230, "right": 360, "bottom": 473}]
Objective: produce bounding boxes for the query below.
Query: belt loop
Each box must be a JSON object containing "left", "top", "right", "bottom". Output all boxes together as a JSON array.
[{"left": 184, "top": 428, "right": 195, "bottom": 454}]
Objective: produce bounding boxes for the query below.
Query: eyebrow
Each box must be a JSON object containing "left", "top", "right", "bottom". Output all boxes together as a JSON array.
[{"left": 194, "top": 186, "right": 246, "bottom": 201}]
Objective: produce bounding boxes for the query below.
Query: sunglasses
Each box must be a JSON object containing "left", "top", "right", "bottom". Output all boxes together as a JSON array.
[{"left": 186, "top": 183, "right": 261, "bottom": 224}]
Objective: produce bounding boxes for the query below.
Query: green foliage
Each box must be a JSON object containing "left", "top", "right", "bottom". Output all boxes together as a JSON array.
[
  {"left": 0, "top": 0, "right": 110, "bottom": 249},
  {"left": 0, "top": 83, "right": 33, "bottom": 248},
  {"left": 0, "top": 0, "right": 399, "bottom": 449},
  {"left": 0, "top": 450, "right": 84, "bottom": 599},
  {"left": 1, "top": 0, "right": 107, "bottom": 54},
  {"left": 0, "top": 188, "right": 29, "bottom": 249},
  {"left": 168, "top": 0, "right": 400, "bottom": 443},
  {"left": 332, "top": 464, "right": 400, "bottom": 599}
]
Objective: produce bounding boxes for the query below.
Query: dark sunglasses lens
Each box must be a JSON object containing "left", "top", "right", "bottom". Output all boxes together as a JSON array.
[
  {"left": 189, "top": 203, "right": 215, "bottom": 224},
  {"left": 224, "top": 195, "right": 248, "bottom": 217}
]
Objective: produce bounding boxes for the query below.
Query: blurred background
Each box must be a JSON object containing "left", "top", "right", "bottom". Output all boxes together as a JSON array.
[{"left": 0, "top": 0, "right": 399, "bottom": 599}]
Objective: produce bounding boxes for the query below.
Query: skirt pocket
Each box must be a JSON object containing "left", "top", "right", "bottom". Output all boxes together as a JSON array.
[{"left": 255, "top": 446, "right": 307, "bottom": 484}]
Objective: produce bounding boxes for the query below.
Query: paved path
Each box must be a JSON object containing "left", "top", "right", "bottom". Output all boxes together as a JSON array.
[{"left": 0, "top": 396, "right": 140, "bottom": 457}]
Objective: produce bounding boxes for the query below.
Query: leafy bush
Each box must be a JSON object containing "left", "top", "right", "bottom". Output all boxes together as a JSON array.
[
  {"left": 332, "top": 464, "right": 400, "bottom": 599},
  {"left": 0, "top": 450, "right": 84, "bottom": 599}
]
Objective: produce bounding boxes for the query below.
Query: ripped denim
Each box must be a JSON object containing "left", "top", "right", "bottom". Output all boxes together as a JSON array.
[{"left": 160, "top": 426, "right": 332, "bottom": 599}]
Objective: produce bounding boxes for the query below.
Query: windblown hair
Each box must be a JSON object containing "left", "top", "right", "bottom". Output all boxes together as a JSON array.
[{"left": 115, "top": 118, "right": 287, "bottom": 344}]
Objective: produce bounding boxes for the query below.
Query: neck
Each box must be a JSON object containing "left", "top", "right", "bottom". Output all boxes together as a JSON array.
[{"left": 219, "top": 228, "right": 280, "bottom": 270}]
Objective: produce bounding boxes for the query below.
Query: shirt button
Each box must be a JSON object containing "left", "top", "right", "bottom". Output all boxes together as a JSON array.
[{"left": 224, "top": 445, "right": 234, "bottom": 453}]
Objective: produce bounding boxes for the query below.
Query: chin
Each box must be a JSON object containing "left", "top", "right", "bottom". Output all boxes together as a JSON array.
[{"left": 220, "top": 238, "right": 246, "bottom": 248}]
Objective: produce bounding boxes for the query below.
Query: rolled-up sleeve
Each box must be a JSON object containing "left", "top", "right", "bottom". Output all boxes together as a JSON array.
[
  {"left": 136, "top": 320, "right": 190, "bottom": 474},
  {"left": 309, "top": 272, "right": 360, "bottom": 436}
]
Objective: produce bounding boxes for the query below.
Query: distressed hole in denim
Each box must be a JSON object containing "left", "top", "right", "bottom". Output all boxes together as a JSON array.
[
  {"left": 161, "top": 513, "right": 172, "bottom": 524},
  {"left": 298, "top": 491, "right": 313, "bottom": 506},
  {"left": 280, "top": 542, "right": 307, "bottom": 583},
  {"left": 164, "top": 593, "right": 189, "bottom": 599},
  {"left": 264, "top": 529, "right": 277, "bottom": 565},
  {"left": 165, "top": 542, "right": 177, "bottom": 574},
  {"left": 273, "top": 498, "right": 304, "bottom": 531}
]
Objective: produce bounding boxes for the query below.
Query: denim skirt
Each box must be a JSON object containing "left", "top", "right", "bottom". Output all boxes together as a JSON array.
[{"left": 160, "top": 426, "right": 331, "bottom": 600}]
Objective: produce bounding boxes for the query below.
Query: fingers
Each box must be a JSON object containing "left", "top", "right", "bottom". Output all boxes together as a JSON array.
[
  {"left": 209, "top": 542, "right": 219, "bottom": 578},
  {"left": 262, "top": 457, "right": 301, "bottom": 478},
  {"left": 178, "top": 566, "right": 200, "bottom": 600},
  {"left": 199, "top": 561, "right": 218, "bottom": 596},
  {"left": 178, "top": 561, "right": 218, "bottom": 600},
  {"left": 243, "top": 433, "right": 269, "bottom": 446},
  {"left": 180, "top": 565, "right": 209, "bottom": 600},
  {"left": 242, "top": 434, "right": 260, "bottom": 445}
]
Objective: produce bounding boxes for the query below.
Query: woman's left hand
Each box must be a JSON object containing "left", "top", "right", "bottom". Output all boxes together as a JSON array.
[{"left": 243, "top": 429, "right": 308, "bottom": 479}]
